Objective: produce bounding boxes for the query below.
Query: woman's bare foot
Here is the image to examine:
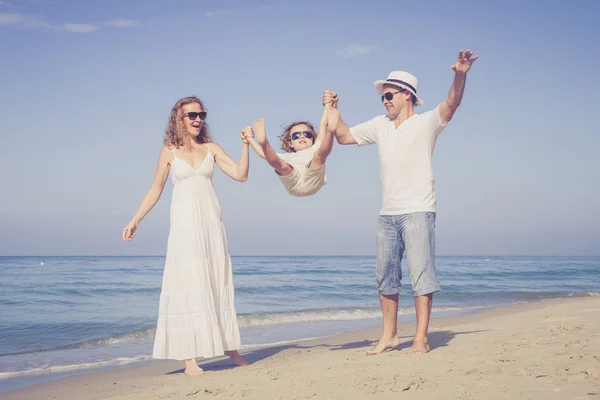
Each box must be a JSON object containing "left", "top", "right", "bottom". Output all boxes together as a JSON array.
[
  {"left": 225, "top": 350, "right": 248, "bottom": 366},
  {"left": 404, "top": 339, "right": 430, "bottom": 356},
  {"left": 366, "top": 336, "right": 401, "bottom": 355},
  {"left": 184, "top": 358, "right": 204, "bottom": 376}
]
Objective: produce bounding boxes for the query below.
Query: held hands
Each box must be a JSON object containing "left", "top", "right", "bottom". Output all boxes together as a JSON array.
[
  {"left": 240, "top": 126, "right": 253, "bottom": 144},
  {"left": 122, "top": 220, "right": 138, "bottom": 241},
  {"left": 322, "top": 90, "right": 338, "bottom": 108},
  {"left": 451, "top": 49, "right": 479, "bottom": 74}
]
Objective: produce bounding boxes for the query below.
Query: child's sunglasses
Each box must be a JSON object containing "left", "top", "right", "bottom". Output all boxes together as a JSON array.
[
  {"left": 185, "top": 111, "right": 207, "bottom": 120},
  {"left": 291, "top": 131, "right": 314, "bottom": 141}
]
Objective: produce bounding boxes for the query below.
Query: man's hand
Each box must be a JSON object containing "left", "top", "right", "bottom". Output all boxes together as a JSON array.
[
  {"left": 323, "top": 90, "right": 338, "bottom": 107},
  {"left": 451, "top": 49, "right": 478, "bottom": 74}
]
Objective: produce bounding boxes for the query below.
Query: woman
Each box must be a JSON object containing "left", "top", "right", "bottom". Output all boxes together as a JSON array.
[{"left": 123, "top": 96, "right": 251, "bottom": 376}]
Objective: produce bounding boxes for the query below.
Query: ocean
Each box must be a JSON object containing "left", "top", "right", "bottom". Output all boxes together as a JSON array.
[{"left": 1, "top": 255, "right": 599, "bottom": 393}]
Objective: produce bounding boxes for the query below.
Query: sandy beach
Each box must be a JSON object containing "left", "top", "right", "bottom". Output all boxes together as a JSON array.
[{"left": 5, "top": 296, "right": 599, "bottom": 400}]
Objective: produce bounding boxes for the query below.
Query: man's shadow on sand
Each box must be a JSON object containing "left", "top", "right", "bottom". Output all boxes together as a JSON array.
[
  {"left": 328, "top": 329, "right": 484, "bottom": 352},
  {"left": 166, "top": 330, "right": 483, "bottom": 375}
]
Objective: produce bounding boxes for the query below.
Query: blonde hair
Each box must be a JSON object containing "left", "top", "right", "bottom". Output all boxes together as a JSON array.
[
  {"left": 163, "top": 96, "right": 212, "bottom": 147},
  {"left": 278, "top": 121, "right": 316, "bottom": 153}
]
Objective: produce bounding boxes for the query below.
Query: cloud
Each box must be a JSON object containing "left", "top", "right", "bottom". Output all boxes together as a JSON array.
[
  {"left": 204, "top": 2, "right": 284, "bottom": 18},
  {"left": 0, "top": 12, "right": 20, "bottom": 24},
  {"left": 336, "top": 44, "right": 379, "bottom": 59},
  {"left": 62, "top": 23, "right": 98, "bottom": 33},
  {"left": 1, "top": 12, "right": 140, "bottom": 33},
  {"left": 104, "top": 19, "right": 141, "bottom": 28},
  {"left": 0, "top": 11, "right": 52, "bottom": 28}
]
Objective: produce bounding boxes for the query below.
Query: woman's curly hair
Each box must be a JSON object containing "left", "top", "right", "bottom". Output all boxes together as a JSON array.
[
  {"left": 163, "top": 96, "right": 212, "bottom": 147},
  {"left": 278, "top": 121, "right": 316, "bottom": 153}
]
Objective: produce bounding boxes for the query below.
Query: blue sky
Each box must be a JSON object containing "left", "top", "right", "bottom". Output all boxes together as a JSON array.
[{"left": 1, "top": 0, "right": 599, "bottom": 256}]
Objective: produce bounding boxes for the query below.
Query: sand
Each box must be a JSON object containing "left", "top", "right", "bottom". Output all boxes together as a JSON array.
[{"left": 4, "top": 297, "right": 600, "bottom": 400}]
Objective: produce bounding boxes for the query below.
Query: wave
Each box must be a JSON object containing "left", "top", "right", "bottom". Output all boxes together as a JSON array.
[
  {"left": 0, "top": 356, "right": 152, "bottom": 380},
  {"left": 3, "top": 292, "right": 598, "bottom": 358},
  {"left": 0, "top": 328, "right": 157, "bottom": 357},
  {"left": 236, "top": 306, "right": 476, "bottom": 328},
  {"left": 0, "top": 305, "right": 475, "bottom": 358}
]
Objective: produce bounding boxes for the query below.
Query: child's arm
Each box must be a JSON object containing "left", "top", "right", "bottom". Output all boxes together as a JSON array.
[
  {"left": 315, "top": 103, "right": 331, "bottom": 143},
  {"left": 308, "top": 96, "right": 337, "bottom": 169},
  {"left": 253, "top": 118, "right": 293, "bottom": 176},
  {"left": 246, "top": 136, "right": 266, "bottom": 159},
  {"left": 315, "top": 93, "right": 338, "bottom": 142}
]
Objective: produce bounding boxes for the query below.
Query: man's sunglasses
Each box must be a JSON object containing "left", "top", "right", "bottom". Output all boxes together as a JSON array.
[
  {"left": 381, "top": 91, "right": 405, "bottom": 102},
  {"left": 291, "top": 131, "right": 314, "bottom": 141},
  {"left": 185, "top": 111, "right": 207, "bottom": 121}
]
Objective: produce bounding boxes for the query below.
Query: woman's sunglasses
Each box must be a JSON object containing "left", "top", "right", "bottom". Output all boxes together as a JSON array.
[
  {"left": 291, "top": 131, "right": 314, "bottom": 141},
  {"left": 381, "top": 91, "right": 404, "bottom": 102},
  {"left": 185, "top": 111, "right": 207, "bottom": 121}
]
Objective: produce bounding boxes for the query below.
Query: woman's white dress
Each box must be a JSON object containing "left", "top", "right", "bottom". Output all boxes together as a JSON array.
[{"left": 152, "top": 149, "right": 241, "bottom": 360}]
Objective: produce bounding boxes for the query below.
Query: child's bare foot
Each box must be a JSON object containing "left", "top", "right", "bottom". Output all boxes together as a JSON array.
[
  {"left": 225, "top": 350, "right": 248, "bottom": 366},
  {"left": 366, "top": 336, "right": 401, "bottom": 355},
  {"left": 253, "top": 118, "right": 267, "bottom": 146},
  {"left": 184, "top": 358, "right": 204, "bottom": 376}
]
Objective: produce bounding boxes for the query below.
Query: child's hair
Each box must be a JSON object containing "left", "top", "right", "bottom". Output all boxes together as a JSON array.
[{"left": 278, "top": 121, "right": 316, "bottom": 153}]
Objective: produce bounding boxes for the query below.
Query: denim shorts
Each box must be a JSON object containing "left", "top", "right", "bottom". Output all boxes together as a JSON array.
[{"left": 375, "top": 212, "right": 440, "bottom": 297}]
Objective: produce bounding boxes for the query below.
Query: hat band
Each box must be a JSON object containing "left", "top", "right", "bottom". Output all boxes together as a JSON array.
[{"left": 386, "top": 79, "right": 416, "bottom": 94}]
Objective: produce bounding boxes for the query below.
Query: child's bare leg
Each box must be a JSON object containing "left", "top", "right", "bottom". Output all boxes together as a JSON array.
[
  {"left": 253, "top": 118, "right": 293, "bottom": 176},
  {"left": 309, "top": 105, "right": 336, "bottom": 169}
]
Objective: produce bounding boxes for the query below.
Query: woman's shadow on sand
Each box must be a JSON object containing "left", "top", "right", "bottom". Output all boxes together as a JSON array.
[{"left": 167, "top": 329, "right": 483, "bottom": 375}]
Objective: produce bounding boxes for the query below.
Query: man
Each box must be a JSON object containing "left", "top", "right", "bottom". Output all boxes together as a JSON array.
[{"left": 325, "top": 49, "right": 478, "bottom": 355}]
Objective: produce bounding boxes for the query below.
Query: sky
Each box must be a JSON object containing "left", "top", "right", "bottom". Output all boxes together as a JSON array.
[{"left": 0, "top": 0, "right": 599, "bottom": 256}]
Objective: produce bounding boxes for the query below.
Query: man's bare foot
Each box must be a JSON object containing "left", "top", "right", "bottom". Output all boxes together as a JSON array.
[
  {"left": 225, "top": 350, "right": 248, "bottom": 366},
  {"left": 184, "top": 358, "right": 204, "bottom": 376},
  {"left": 366, "top": 336, "right": 401, "bottom": 355},
  {"left": 405, "top": 339, "right": 430, "bottom": 356},
  {"left": 253, "top": 118, "right": 267, "bottom": 147}
]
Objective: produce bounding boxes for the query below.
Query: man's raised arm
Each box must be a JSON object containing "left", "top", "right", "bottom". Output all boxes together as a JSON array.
[{"left": 439, "top": 49, "right": 479, "bottom": 124}]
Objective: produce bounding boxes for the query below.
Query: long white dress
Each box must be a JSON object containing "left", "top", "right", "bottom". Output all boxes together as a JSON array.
[{"left": 152, "top": 149, "right": 241, "bottom": 360}]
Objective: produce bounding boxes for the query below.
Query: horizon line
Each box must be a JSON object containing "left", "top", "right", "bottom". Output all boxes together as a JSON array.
[{"left": 1, "top": 254, "right": 599, "bottom": 258}]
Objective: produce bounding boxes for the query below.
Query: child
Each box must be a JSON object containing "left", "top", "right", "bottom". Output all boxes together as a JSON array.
[{"left": 246, "top": 98, "right": 338, "bottom": 197}]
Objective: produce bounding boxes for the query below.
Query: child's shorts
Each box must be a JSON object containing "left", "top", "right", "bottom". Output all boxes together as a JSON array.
[{"left": 278, "top": 163, "right": 326, "bottom": 197}]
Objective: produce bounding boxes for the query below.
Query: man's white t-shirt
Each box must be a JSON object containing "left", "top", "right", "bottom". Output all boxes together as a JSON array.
[{"left": 350, "top": 106, "right": 447, "bottom": 215}]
